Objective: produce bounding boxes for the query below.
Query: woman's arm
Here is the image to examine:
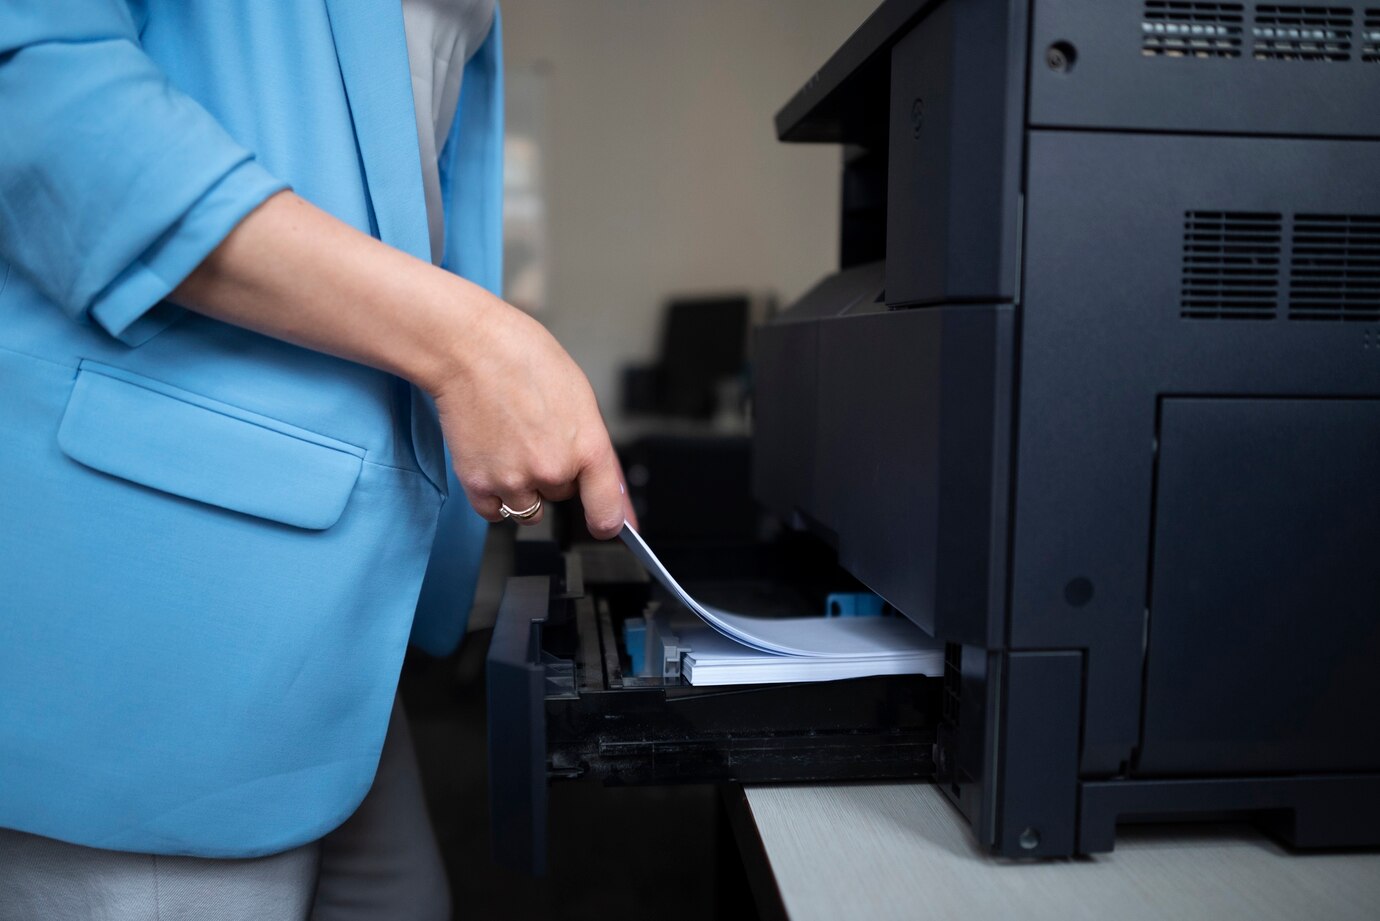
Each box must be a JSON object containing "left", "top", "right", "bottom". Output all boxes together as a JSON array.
[{"left": 173, "top": 190, "right": 626, "bottom": 537}]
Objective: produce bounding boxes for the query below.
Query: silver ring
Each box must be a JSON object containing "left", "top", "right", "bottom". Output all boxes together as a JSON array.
[{"left": 499, "top": 497, "right": 542, "bottom": 521}]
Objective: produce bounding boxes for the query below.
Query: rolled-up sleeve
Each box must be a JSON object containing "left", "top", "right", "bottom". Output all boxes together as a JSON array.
[{"left": 0, "top": 0, "right": 288, "bottom": 345}]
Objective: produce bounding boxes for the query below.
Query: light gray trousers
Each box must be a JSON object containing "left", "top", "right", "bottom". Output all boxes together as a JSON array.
[{"left": 0, "top": 697, "right": 450, "bottom": 921}]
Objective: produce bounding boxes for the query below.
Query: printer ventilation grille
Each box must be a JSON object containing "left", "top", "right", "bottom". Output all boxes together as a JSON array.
[
  {"left": 1364, "top": 9, "right": 1380, "bottom": 60},
  {"left": 1180, "top": 211, "right": 1282, "bottom": 319},
  {"left": 1287, "top": 214, "right": 1380, "bottom": 321},
  {"left": 1142, "top": 1, "right": 1246, "bottom": 57},
  {"left": 1252, "top": 5, "right": 1354, "bottom": 61}
]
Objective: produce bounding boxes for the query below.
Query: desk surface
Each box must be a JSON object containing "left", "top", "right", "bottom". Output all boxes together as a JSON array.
[{"left": 743, "top": 783, "right": 1380, "bottom": 921}]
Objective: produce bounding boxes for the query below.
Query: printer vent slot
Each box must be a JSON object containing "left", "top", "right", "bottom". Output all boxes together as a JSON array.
[
  {"left": 1364, "top": 9, "right": 1380, "bottom": 59},
  {"left": 1287, "top": 214, "right": 1380, "bottom": 320},
  {"left": 1181, "top": 211, "right": 1282, "bottom": 319},
  {"left": 1142, "top": 1, "right": 1246, "bottom": 57},
  {"left": 1252, "top": 5, "right": 1354, "bottom": 60}
]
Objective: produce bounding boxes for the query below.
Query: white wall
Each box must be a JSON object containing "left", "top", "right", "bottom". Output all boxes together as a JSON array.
[{"left": 500, "top": 0, "right": 877, "bottom": 434}]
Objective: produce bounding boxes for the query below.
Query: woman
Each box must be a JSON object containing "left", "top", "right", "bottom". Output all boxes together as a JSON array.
[{"left": 0, "top": 1, "right": 623, "bottom": 917}]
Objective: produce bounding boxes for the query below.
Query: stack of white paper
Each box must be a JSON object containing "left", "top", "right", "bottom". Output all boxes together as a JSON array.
[
  {"left": 620, "top": 524, "right": 945, "bottom": 686},
  {"left": 670, "top": 615, "right": 944, "bottom": 686}
]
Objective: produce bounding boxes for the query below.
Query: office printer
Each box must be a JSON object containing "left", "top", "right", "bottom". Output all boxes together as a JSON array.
[{"left": 488, "top": 0, "right": 1380, "bottom": 867}]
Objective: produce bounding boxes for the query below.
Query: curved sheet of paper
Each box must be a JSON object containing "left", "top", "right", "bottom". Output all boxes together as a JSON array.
[{"left": 619, "top": 523, "right": 940, "bottom": 659}]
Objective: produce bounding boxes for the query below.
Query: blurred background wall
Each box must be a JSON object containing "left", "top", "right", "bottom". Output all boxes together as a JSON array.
[{"left": 499, "top": 0, "right": 877, "bottom": 437}]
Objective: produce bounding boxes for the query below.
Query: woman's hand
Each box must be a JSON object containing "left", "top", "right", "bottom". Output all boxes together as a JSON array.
[
  {"left": 430, "top": 290, "right": 626, "bottom": 537},
  {"left": 173, "top": 191, "right": 630, "bottom": 538}
]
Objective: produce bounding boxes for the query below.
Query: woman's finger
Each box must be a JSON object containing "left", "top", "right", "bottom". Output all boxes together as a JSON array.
[
  {"left": 577, "top": 445, "right": 627, "bottom": 539},
  {"left": 613, "top": 454, "right": 640, "bottom": 530},
  {"left": 466, "top": 491, "right": 506, "bottom": 523},
  {"left": 540, "top": 480, "right": 577, "bottom": 503}
]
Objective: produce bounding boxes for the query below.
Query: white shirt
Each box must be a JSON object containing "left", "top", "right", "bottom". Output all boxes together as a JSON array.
[{"left": 401, "top": 0, "right": 496, "bottom": 264}]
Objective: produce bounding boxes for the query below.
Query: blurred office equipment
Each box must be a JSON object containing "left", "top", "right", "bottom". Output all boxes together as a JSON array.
[
  {"left": 619, "top": 435, "right": 756, "bottom": 544},
  {"left": 621, "top": 293, "right": 766, "bottom": 423},
  {"left": 614, "top": 293, "right": 770, "bottom": 545}
]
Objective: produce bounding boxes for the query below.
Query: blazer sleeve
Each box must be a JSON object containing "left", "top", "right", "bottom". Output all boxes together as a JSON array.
[{"left": 0, "top": 0, "right": 288, "bottom": 345}]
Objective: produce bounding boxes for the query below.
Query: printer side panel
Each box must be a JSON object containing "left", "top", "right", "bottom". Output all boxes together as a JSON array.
[
  {"left": 1017, "top": 131, "right": 1380, "bottom": 777},
  {"left": 1012, "top": 1, "right": 1380, "bottom": 850}
]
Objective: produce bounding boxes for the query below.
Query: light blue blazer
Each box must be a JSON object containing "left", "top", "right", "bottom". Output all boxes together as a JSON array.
[{"left": 0, "top": 1, "right": 502, "bottom": 856}]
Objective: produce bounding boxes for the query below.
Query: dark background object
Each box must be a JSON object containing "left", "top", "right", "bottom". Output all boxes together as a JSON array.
[
  {"left": 619, "top": 435, "right": 757, "bottom": 544},
  {"left": 621, "top": 294, "right": 755, "bottom": 421},
  {"left": 659, "top": 295, "right": 750, "bottom": 418},
  {"left": 556, "top": 434, "right": 761, "bottom": 551}
]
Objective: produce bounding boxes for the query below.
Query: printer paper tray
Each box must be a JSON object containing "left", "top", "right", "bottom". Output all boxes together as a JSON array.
[{"left": 485, "top": 555, "right": 941, "bottom": 874}]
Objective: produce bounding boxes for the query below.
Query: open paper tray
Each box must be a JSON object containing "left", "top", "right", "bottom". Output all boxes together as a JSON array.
[{"left": 487, "top": 553, "right": 945, "bottom": 874}]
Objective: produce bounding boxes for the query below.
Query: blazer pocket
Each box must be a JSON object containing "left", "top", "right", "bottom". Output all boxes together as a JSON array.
[{"left": 57, "top": 361, "right": 364, "bottom": 530}]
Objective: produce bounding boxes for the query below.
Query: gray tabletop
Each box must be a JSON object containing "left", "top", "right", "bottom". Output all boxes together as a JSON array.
[{"left": 744, "top": 783, "right": 1380, "bottom": 921}]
